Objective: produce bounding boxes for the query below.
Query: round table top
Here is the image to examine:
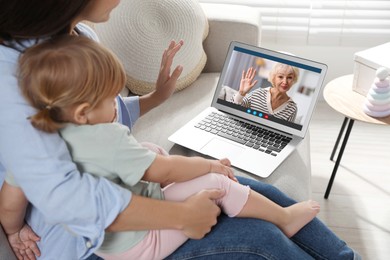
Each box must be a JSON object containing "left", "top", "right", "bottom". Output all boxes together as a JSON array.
[{"left": 323, "top": 74, "right": 390, "bottom": 125}]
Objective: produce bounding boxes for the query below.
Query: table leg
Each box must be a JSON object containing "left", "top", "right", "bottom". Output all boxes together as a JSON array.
[
  {"left": 330, "top": 117, "right": 348, "bottom": 161},
  {"left": 324, "top": 118, "right": 354, "bottom": 199}
]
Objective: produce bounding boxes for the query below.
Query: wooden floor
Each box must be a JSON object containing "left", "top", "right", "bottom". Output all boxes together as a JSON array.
[{"left": 309, "top": 101, "right": 390, "bottom": 260}]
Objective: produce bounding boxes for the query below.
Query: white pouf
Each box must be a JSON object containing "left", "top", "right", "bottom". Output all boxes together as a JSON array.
[{"left": 95, "top": 0, "right": 209, "bottom": 95}]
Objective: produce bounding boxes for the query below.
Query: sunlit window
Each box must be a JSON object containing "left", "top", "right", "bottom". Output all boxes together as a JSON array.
[{"left": 199, "top": 0, "right": 390, "bottom": 47}]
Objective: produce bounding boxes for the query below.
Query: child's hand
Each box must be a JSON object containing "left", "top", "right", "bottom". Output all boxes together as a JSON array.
[
  {"left": 7, "top": 223, "right": 41, "bottom": 260},
  {"left": 209, "top": 158, "right": 238, "bottom": 182},
  {"left": 154, "top": 40, "right": 184, "bottom": 102}
]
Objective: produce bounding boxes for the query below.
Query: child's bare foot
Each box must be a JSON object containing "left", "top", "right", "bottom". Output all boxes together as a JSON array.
[{"left": 279, "top": 200, "right": 320, "bottom": 238}]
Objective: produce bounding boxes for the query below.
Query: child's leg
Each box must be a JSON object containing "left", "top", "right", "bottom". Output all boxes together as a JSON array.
[
  {"left": 163, "top": 173, "right": 320, "bottom": 238},
  {"left": 162, "top": 173, "right": 250, "bottom": 217},
  {"left": 237, "top": 190, "right": 320, "bottom": 238}
]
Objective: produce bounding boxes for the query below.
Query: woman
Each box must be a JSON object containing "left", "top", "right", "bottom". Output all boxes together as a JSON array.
[
  {"left": 0, "top": 1, "right": 360, "bottom": 259},
  {"left": 233, "top": 65, "right": 298, "bottom": 122}
]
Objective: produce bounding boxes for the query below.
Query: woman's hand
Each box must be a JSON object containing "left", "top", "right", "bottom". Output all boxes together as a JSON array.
[
  {"left": 181, "top": 189, "right": 224, "bottom": 239},
  {"left": 7, "top": 223, "right": 41, "bottom": 260},
  {"left": 139, "top": 40, "right": 184, "bottom": 116},
  {"left": 154, "top": 39, "right": 184, "bottom": 101},
  {"left": 209, "top": 158, "right": 238, "bottom": 182},
  {"left": 239, "top": 67, "right": 258, "bottom": 96}
]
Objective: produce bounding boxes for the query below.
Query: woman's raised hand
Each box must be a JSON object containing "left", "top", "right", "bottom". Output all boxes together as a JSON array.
[
  {"left": 139, "top": 40, "right": 184, "bottom": 116},
  {"left": 154, "top": 39, "right": 184, "bottom": 102},
  {"left": 239, "top": 67, "right": 258, "bottom": 96}
]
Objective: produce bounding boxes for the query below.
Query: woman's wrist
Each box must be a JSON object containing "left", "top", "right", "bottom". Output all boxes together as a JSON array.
[
  {"left": 139, "top": 91, "right": 161, "bottom": 116},
  {"left": 233, "top": 91, "right": 245, "bottom": 104},
  {"left": 239, "top": 90, "right": 246, "bottom": 96}
]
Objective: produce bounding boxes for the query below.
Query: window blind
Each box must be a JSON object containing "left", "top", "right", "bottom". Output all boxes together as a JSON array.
[{"left": 199, "top": 0, "right": 390, "bottom": 47}]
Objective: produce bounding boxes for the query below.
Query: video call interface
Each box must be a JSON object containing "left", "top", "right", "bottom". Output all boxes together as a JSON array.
[{"left": 216, "top": 46, "right": 324, "bottom": 131}]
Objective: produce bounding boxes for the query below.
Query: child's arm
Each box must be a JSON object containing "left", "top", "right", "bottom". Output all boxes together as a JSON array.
[
  {"left": 0, "top": 182, "right": 28, "bottom": 235},
  {"left": 142, "top": 155, "right": 237, "bottom": 185},
  {"left": 0, "top": 182, "right": 41, "bottom": 258}
]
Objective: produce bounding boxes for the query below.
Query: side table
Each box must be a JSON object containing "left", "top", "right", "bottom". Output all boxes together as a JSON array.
[{"left": 323, "top": 74, "right": 390, "bottom": 199}]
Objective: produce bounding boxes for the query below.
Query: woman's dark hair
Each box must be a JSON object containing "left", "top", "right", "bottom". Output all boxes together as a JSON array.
[{"left": 0, "top": 0, "right": 90, "bottom": 43}]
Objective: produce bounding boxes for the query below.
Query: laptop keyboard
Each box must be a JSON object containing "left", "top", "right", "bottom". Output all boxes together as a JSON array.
[{"left": 195, "top": 112, "right": 292, "bottom": 157}]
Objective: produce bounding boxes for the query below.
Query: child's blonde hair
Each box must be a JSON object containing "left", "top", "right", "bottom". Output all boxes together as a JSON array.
[
  {"left": 18, "top": 35, "right": 126, "bottom": 133},
  {"left": 268, "top": 63, "right": 299, "bottom": 86}
]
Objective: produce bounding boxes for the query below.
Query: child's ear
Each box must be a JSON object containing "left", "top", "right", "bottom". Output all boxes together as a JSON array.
[{"left": 72, "top": 103, "right": 91, "bottom": 124}]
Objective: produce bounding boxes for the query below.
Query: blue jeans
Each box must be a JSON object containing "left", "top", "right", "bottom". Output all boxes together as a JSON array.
[{"left": 86, "top": 176, "right": 357, "bottom": 260}]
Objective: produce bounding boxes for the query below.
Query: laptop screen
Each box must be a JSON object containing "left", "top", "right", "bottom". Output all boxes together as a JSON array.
[{"left": 212, "top": 41, "right": 327, "bottom": 138}]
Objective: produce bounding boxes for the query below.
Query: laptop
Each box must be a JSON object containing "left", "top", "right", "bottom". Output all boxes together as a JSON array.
[{"left": 169, "top": 41, "right": 327, "bottom": 178}]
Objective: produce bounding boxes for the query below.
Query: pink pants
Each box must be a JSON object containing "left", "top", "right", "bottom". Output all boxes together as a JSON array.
[{"left": 97, "top": 173, "right": 250, "bottom": 260}]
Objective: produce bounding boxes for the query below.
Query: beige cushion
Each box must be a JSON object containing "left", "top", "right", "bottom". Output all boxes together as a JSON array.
[{"left": 95, "top": 0, "right": 209, "bottom": 95}]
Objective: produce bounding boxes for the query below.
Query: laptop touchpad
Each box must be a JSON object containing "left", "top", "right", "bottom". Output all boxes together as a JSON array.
[{"left": 201, "top": 138, "right": 244, "bottom": 159}]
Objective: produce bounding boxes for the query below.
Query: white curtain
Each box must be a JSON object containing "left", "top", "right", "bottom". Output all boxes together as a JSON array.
[{"left": 199, "top": 0, "right": 390, "bottom": 47}]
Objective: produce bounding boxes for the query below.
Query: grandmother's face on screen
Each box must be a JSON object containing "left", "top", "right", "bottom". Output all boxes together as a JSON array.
[{"left": 272, "top": 67, "right": 296, "bottom": 93}]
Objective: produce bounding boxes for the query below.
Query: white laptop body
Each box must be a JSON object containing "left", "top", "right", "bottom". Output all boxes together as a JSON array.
[{"left": 169, "top": 41, "right": 328, "bottom": 178}]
